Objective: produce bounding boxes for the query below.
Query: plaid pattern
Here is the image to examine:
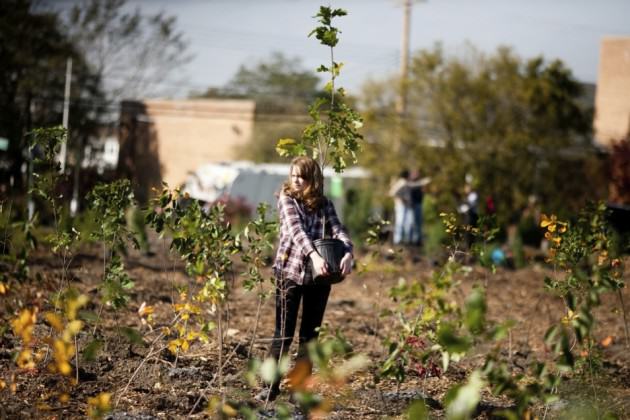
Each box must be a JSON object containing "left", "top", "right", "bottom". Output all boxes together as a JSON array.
[{"left": 273, "top": 194, "right": 353, "bottom": 285}]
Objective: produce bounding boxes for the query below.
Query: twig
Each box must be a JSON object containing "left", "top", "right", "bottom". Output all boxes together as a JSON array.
[
  {"left": 616, "top": 289, "right": 630, "bottom": 348},
  {"left": 248, "top": 293, "right": 264, "bottom": 358},
  {"left": 115, "top": 333, "right": 166, "bottom": 407},
  {"left": 75, "top": 334, "right": 79, "bottom": 384}
]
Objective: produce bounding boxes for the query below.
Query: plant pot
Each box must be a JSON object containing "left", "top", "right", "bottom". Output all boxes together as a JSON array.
[
  {"left": 607, "top": 203, "right": 630, "bottom": 233},
  {"left": 309, "top": 238, "right": 346, "bottom": 285}
]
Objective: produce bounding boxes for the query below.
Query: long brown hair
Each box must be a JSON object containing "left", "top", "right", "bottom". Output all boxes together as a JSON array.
[{"left": 282, "top": 156, "right": 324, "bottom": 212}]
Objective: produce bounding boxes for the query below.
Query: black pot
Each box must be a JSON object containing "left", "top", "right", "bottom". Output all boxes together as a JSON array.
[
  {"left": 309, "top": 238, "right": 347, "bottom": 285},
  {"left": 607, "top": 203, "right": 630, "bottom": 233}
]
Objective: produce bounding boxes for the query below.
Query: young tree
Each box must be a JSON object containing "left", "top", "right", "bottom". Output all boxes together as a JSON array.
[
  {"left": 360, "top": 44, "right": 606, "bottom": 224},
  {"left": 0, "top": 0, "right": 103, "bottom": 192},
  {"left": 63, "top": 0, "right": 191, "bottom": 102}
]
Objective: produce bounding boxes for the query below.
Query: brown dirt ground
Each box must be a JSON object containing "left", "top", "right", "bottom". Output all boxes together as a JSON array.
[{"left": 1, "top": 237, "right": 630, "bottom": 419}]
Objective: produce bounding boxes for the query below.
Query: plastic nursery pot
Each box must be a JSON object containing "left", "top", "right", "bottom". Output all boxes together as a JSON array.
[{"left": 310, "top": 238, "right": 347, "bottom": 285}]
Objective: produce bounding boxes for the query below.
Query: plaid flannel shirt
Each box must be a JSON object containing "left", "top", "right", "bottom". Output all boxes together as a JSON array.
[{"left": 273, "top": 194, "right": 353, "bottom": 285}]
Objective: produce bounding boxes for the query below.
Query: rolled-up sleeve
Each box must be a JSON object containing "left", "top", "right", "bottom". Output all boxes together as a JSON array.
[
  {"left": 278, "top": 195, "right": 316, "bottom": 257},
  {"left": 324, "top": 200, "right": 354, "bottom": 255}
]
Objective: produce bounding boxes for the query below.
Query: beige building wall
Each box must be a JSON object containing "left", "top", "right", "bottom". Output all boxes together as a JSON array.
[
  {"left": 118, "top": 99, "right": 255, "bottom": 202},
  {"left": 144, "top": 99, "right": 255, "bottom": 187},
  {"left": 594, "top": 37, "right": 630, "bottom": 146}
]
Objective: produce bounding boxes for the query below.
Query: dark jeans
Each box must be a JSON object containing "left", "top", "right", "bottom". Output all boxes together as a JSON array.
[{"left": 269, "top": 278, "right": 331, "bottom": 364}]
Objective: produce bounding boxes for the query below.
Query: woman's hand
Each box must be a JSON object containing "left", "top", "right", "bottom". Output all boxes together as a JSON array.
[
  {"left": 310, "top": 252, "right": 329, "bottom": 277},
  {"left": 340, "top": 252, "right": 353, "bottom": 275}
]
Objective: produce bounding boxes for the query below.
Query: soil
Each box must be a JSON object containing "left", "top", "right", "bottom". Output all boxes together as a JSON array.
[{"left": 2, "top": 236, "right": 630, "bottom": 419}]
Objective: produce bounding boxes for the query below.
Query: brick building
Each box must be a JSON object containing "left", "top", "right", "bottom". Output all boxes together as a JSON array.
[
  {"left": 118, "top": 98, "right": 255, "bottom": 203},
  {"left": 594, "top": 37, "right": 630, "bottom": 146}
]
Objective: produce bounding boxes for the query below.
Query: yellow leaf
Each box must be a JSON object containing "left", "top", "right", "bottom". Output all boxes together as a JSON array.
[
  {"left": 601, "top": 335, "right": 613, "bottom": 347},
  {"left": 181, "top": 340, "right": 190, "bottom": 352},
  {"left": 59, "top": 393, "right": 70, "bottom": 403},
  {"left": 66, "top": 294, "right": 88, "bottom": 321},
  {"left": 168, "top": 340, "right": 180, "bottom": 354},
  {"left": 63, "top": 320, "right": 84, "bottom": 342},
  {"left": 0, "top": 282, "right": 7, "bottom": 294},
  {"left": 221, "top": 403, "right": 238, "bottom": 417},
  {"left": 53, "top": 338, "right": 75, "bottom": 361},
  {"left": 87, "top": 392, "right": 111, "bottom": 419},
  {"left": 58, "top": 361, "right": 72, "bottom": 376},
  {"left": 540, "top": 214, "right": 557, "bottom": 228},
  {"left": 11, "top": 308, "right": 37, "bottom": 344},
  {"left": 45, "top": 312, "right": 64, "bottom": 333},
  {"left": 16, "top": 349, "right": 35, "bottom": 369},
  {"left": 138, "top": 302, "right": 154, "bottom": 317}
]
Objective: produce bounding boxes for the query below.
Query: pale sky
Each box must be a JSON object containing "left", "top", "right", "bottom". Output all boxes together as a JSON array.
[{"left": 63, "top": 0, "right": 630, "bottom": 97}]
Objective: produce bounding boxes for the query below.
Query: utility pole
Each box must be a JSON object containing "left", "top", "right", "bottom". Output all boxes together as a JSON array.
[
  {"left": 60, "top": 57, "right": 72, "bottom": 173},
  {"left": 397, "top": 0, "right": 411, "bottom": 118},
  {"left": 396, "top": 0, "right": 412, "bottom": 155}
]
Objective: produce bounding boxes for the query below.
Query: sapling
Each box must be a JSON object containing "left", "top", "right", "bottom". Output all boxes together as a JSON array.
[
  {"left": 239, "top": 203, "right": 278, "bottom": 357},
  {"left": 275, "top": 6, "right": 363, "bottom": 174},
  {"left": 28, "top": 127, "right": 81, "bottom": 290},
  {"left": 433, "top": 204, "right": 627, "bottom": 419},
  {"left": 87, "top": 179, "right": 137, "bottom": 335},
  {"left": 146, "top": 186, "right": 239, "bottom": 402},
  {"left": 25, "top": 127, "right": 93, "bottom": 383}
]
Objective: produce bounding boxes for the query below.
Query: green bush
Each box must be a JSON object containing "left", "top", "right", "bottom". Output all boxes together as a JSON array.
[
  {"left": 422, "top": 194, "right": 447, "bottom": 257},
  {"left": 342, "top": 183, "right": 373, "bottom": 245}
]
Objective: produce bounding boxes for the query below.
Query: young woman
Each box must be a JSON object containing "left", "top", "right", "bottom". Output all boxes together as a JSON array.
[{"left": 259, "top": 156, "right": 353, "bottom": 401}]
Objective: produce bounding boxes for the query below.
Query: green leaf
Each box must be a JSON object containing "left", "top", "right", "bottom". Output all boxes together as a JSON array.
[
  {"left": 407, "top": 399, "right": 429, "bottom": 420},
  {"left": 544, "top": 325, "right": 560, "bottom": 346},
  {"left": 275, "top": 138, "right": 306, "bottom": 158},
  {"left": 489, "top": 320, "right": 515, "bottom": 341},
  {"left": 437, "top": 323, "right": 471, "bottom": 354},
  {"left": 464, "top": 288, "right": 486, "bottom": 334},
  {"left": 78, "top": 310, "right": 99, "bottom": 323},
  {"left": 83, "top": 339, "right": 104, "bottom": 361},
  {"left": 117, "top": 327, "right": 146, "bottom": 346},
  {"left": 444, "top": 370, "right": 484, "bottom": 420}
]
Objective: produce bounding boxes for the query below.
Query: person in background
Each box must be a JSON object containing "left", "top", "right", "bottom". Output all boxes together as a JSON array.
[
  {"left": 389, "top": 168, "right": 411, "bottom": 245},
  {"left": 408, "top": 169, "right": 425, "bottom": 247},
  {"left": 458, "top": 180, "right": 479, "bottom": 248},
  {"left": 257, "top": 156, "right": 353, "bottom": 402}
]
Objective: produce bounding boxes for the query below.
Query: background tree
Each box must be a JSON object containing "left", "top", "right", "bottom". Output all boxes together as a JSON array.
[
  {"left": 63, "top": 0, "right": 191, "bottom": 102},
  {"left": 199, "top": 52, "right": 323, "bottom": 163},
  {"left": 0, "top": 0, "right": 103, "bottom": 193},
  {"left": 360, "top": 44, "right": 606, "bottom": 225},
  {"left": 608, "top": 136, "right": 630, "bottom": 205}
]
